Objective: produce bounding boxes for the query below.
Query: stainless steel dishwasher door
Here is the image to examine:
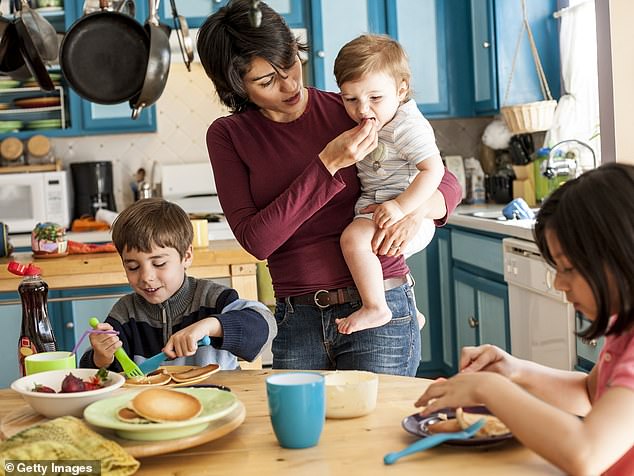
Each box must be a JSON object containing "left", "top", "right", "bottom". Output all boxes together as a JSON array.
[{"left": 503, "top": 237, "right": 576, "bottom": 370}]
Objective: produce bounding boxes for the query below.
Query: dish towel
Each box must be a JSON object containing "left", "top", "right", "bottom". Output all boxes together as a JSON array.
[{"left": 0, "top": 416, "right": 139, "bottom": 476}]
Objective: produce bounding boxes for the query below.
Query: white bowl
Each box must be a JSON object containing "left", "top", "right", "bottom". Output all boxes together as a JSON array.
[
  {"left": 325, "top": 370, "right": 379, "bottom": 419},
  {"left": 11, "top": 368, "right": 125, "bottom": 418}
]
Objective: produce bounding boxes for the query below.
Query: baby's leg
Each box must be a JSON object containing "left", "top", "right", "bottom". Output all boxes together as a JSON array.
[{"left": 337, "top": 218, "right": 391, "bottom": 334}]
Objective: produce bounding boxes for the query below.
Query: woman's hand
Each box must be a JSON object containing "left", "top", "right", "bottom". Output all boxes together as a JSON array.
[
  {"left": 414, "top": 371, "right": 505, "bottom": 415},
  {"left": 362, "top": 205, "right": 421, "bottom": 256},
  {"left": 162, "top": 318, "right": 221, "bottom": 359},
  {"left": 319, "top": 119, "right": 378, "bottom": 175},
  {"left": 89, "top": 322, "right": 121, "bottom": 368}
]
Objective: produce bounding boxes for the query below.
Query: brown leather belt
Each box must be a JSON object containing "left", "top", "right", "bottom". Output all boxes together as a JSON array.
[{"left": 289, "top": 275, "right": 409, "bottom": 309}]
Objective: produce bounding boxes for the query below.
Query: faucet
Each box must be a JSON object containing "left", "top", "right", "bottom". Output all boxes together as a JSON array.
[{"left": 542, "top": 139, "right": 597, "bottom": 179}]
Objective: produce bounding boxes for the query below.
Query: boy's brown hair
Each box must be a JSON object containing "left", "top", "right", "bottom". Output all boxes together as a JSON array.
[
  {"left": 111, "top": 198, "right": 193, "bottom": 259},
  {"left": 334, "top": 34, "right": 412, "bottom": 102}
]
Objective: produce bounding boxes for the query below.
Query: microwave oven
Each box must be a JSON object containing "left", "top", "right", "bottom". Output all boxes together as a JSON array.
[{"left": 0, "top": 170, "right": 72, "bottom": 234}]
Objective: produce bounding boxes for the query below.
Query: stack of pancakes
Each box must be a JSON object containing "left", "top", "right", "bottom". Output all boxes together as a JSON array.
[{"left": 124, "top": 364, "right": 219, "bottom": 387}]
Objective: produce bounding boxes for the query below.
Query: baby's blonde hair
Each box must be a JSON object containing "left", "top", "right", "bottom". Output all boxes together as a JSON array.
[{"left": 334, "top": 34, "right": 412, "bottom": 102}]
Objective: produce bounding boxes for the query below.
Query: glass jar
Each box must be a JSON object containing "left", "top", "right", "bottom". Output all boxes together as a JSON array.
[
  {"left": 26, "top": 135, "right": 54, "bottom": 165},
  {"left": 0, "top": 137, "right": 25, "bottom": 167}
]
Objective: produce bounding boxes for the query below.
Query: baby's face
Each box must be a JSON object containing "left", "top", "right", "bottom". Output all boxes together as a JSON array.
[
  {"left": 340, "top": 71, "right": 407, "bottom": 130},
  {"left": 121, "top": 244, "right": 193, "bottom": 305}
]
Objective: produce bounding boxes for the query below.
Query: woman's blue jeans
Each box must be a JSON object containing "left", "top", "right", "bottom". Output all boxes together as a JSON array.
[{"left": 272, "top": 282, "right": 420, "bottom": 376}]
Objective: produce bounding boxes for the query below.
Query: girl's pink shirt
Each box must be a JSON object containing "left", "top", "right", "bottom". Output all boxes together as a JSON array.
[{"left": 595, "top": 324, "right": 634, "bottom": 475}]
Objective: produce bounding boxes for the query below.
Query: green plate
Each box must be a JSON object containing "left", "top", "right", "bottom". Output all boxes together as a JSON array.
[
  {"left": 25, "top": 119, "right": 62, "bottom": 130},
  {"left": 83, "top": 388, "right": 238, "bottom": 441},
  {"left": 0, "top": 80, "right": 21, "bottom": 89}
]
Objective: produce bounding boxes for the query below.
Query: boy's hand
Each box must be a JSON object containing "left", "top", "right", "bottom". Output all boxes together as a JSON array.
[
  {"left": 88, "top": 322, "right": 121, "bottom": 368},
  {"left": 163, "top": 318, "right": 222, "bottom": 359},
  {"left": 373, "top": 200, "right": 405, "bottom": 229}
]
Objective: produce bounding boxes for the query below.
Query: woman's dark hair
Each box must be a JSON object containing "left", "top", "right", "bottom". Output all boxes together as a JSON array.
[
  {"left": 534, "top": 163, "right": 634, "bottom": 340},
  {"left": 197, "top": 0, "right": 308, "bottom": 113}
]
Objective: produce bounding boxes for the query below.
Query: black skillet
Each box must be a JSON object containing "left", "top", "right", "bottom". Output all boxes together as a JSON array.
[
  {"left": 12, "top": 0, "right": 53, "bottom": 90},
  {"left": 60, "top": 0, "right": 149, "bottom": 104}
]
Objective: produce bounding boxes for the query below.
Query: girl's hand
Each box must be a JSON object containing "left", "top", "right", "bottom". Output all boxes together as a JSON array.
[
  {"left": 89, "top": 322, "right": 121, "bottom": 368},
  {"left": 162, "top": 318, "right": 221, "bottom": 358},
  {"left": 414, "top": 372, "right": 503, "bottom": 415},
  {"left": 460, "top": 344, "right": 517, "bottom": 378},
  {"left": 319, "top": 119, "right": 378, "bottom": 175},
  {"left": 373, "top": 200, "right": 405, "bottom": 229}
]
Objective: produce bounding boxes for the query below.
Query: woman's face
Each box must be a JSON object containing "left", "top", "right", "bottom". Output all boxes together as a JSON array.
[{"left": 243, "top": 56, "right": 307, "bottom": 123}]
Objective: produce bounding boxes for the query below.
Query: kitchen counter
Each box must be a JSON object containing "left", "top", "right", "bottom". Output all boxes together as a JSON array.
[
  {"left": 448, "top": 204, "right": 536, "bottom": 241},
  {"left": 0, "top": 240, "right": 260, "bottom": 301},
  {"left": 0, "top": 370, "right": 562, "bottom": 475}
]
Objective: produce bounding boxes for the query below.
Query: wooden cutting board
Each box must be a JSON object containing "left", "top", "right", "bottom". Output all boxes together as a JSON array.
[{"left": 0, "top": 401, "right": 246, "bottom": 458}]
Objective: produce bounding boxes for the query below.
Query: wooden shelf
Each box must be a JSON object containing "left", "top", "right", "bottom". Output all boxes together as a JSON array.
[{"left": 0, "top": 159, "right": 61, "bottom": 174}]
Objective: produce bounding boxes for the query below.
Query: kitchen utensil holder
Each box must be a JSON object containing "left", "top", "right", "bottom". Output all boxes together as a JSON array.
[{"left": 500, "top": 0, "right": 557, "bottom": 134}]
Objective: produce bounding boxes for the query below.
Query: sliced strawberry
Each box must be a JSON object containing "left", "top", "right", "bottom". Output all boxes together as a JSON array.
[{"left": 32, "top": 384, "right": 56, "bottom": 393}]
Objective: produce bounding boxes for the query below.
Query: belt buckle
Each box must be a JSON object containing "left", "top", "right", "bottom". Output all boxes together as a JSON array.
[{"left": 313, "top": 289, "right": 331, "bottom": 309}]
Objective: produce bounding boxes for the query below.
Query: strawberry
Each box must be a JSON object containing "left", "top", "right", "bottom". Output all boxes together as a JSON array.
[
  {"left": 83, "top": 382, "right": 102, "bottom": 391},
  {"left": 32, "top": 384, "right": 56, "bottom": 393},
  {"left": 60, "top": 372, "right": 86, "bottom": 393}
]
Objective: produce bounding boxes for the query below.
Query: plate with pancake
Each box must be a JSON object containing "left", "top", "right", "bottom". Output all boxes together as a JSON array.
[
  {"left": 402, "top": 406, "right": 514, "bottom": 447},
  {"left": 123, "top": 364, "right": 220, "bottom": 387},
  {"left": 84, "top": 387, "right": 238, "bottom": 441}
]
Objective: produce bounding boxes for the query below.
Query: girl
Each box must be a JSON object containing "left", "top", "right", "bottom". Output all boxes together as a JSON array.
[{"left": 415, "top": 163, "right": 634, "bottom": 475}]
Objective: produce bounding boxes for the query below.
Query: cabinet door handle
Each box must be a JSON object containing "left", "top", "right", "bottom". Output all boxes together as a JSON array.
[
  {"left": 482, "top": 41, "right": 491, "bottom": 48},
  {"left": 65, "top": 322, "right": 74, "bottom": 329},
  {"left": 468, "top": 316, "right": 479, "bottom": 328},
  {"left": 316, "top": 50, "right": 326, "bottom": 58}
]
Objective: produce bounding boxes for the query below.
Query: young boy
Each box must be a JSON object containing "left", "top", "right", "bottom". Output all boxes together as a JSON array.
[
  {"left": 333, "top": 34, "right": 445, "bottom": 334},
  {"left": 80, "top": 198, "right": 276, "bottom": 371}
]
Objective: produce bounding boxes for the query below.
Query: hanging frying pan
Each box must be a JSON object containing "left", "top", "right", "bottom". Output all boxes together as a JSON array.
[
  {"left": 0, "top": 8, "right": 24, "bottom": 74},
  {"left": 60, "top": 0, "right": 149, "bottom": 104},
  {"left": 12, "top": 0, "right": 53, "bottom": 91},
  {"left": 129, "top": 0, "right": 170, "bottom": 119},
  {"left": 170, "top": 0, "right": 193, "bottom": 71}
]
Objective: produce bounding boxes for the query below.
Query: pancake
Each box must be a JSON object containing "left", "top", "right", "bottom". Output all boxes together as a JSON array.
[
  {"left": 125, "top": 369, "right": 172, "bottom": 387},
  {"left": 129, "top": 388, "right": 203, "bottom": 422},
  {"left": 427, "top": 418, "right": 462, "bottom": 433},
  {"left": 456, "top": 407, "right": 510, "bottom": 437},
  {"left": 116, "top": 406, "right": 150, "bottom": 424},
  {"left": 168, "top": 364, "right": 220, "bottom": 383}
]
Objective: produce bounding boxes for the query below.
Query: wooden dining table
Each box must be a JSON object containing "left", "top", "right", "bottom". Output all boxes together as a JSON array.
[{"left": 0, "top": 370, "right": 563, "bottom": 475}]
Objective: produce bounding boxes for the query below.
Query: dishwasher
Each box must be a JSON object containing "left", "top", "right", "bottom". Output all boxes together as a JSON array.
[{"left": 503, "top": 237, "right": 576, "bottom": 370}]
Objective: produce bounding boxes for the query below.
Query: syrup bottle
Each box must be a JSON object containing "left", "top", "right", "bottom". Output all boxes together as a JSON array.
[{"left": 8, "top": 262, "right": 57, "bottom": 376}]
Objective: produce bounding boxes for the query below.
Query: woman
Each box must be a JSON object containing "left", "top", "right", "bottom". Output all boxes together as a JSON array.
[{"left": 197, "top": 0, "right": 462, "bottom": 375}]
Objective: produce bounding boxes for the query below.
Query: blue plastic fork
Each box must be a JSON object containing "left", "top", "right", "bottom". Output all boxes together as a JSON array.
[{"left": 383, "top": 418, "right": 485, "bottom": 465}]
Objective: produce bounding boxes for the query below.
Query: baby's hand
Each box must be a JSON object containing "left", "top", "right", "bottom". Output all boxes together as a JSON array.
[
  {"left": 373, "top": 200, "right": 405, "bottom": 229},
  {"left": 88, "top": 323, "right": 121, "bottom": 368}
]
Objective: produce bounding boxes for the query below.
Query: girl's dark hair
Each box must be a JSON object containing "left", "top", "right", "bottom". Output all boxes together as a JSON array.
[
  {"left": 111, "top": 198, "right": 193, "bottom": 260},
  {"left": 196, "top": 0, "right": 308, "bottom": 113},
  {"left": 534, "top": 163, "right": 634, "bottom": 340}
]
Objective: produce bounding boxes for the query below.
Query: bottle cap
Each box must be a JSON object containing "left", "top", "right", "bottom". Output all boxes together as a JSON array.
[{"left": 7, "top": 261, "right": 41, "bottom": 276}]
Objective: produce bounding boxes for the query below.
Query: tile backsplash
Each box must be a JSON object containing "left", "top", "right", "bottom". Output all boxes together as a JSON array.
[{"left": 52, "top": 63, "right": 493, "bottom": 212}]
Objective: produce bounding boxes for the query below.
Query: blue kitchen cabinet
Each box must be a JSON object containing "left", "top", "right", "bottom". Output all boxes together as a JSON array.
[
  {"left": 0, "top": 293, "right": 23, "bottom": 388},
  {"left": 159, "top": 0, "right": 307, "bottom": 28},
  {"left": 55, "top": 286, "right": 131, "bottom": 361},
  {"left": 408, "top": 227, "right": 455, "bottom": 378},
  {"left": 451, "top": 228, "right": 510, "bottom": 361},
  {"left": 575, "top": 314, "right": 604, "bottom": 372},
  {"left": 310, "top": 0, "right": 387, "bottom": 92},
  {"left": 386, "top": 0, "right": 472, "bottom": 117},
  {"left": 470, "top": 0, "right": 560, "bottom": 115}
]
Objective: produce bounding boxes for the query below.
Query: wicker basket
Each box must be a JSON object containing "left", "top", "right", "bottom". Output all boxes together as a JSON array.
[{"left": 501, "top": 99, "right": 557, "bottom": 134}]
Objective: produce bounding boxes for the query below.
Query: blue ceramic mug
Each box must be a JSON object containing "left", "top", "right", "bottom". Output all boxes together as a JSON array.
[{"left": 266, "top": 372, "right": 325, "bottom": 449}]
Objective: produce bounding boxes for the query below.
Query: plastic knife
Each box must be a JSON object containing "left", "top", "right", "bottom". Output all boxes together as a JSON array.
[{"left": 138, "top": 336, "right": 211, "bottom": 375}]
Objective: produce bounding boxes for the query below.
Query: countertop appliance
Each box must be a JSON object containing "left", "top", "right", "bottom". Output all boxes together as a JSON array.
[
  {"left": 0, "top": 170, "right": 72, "bottom": 234},
  {"left": 70, "top": 161, "right": 116, "bottom": 219},
  {"left": 503, "top": 237, "right": 576, "bottom": 370},
  {"left": 160, "top": 162, "right": 235, "bottom": 241}
]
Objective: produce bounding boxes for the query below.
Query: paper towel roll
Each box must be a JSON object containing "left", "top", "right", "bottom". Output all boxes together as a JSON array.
[{"left": 95, "top": 209, "right": 119, "bottom": 227}]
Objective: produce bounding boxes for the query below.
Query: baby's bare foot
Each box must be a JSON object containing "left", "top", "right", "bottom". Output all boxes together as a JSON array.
[{"left": 336, "top": 306, "right": 391, "bottom": 334}]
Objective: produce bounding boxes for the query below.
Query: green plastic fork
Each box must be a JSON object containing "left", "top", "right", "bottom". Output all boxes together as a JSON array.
[{"left": 88, "top": 317, "right": 144, "bottom": 378}]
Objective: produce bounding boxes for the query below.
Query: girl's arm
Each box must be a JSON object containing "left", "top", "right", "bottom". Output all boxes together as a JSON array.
[{"left": 417, "top": 371, "right": 634, "bottom": 475}]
